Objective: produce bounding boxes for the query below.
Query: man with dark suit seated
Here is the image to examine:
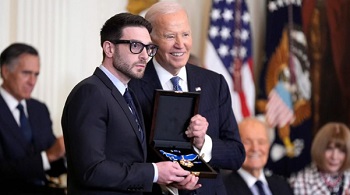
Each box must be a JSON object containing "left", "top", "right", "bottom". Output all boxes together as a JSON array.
[
  {"left": 222, "top": 117, "right": 293, "bottom": 195},
  {"left": 0, "top": 43, "right": 66, "bottom": 194}
]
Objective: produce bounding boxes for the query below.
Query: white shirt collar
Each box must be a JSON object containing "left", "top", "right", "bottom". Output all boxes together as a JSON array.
[
  {"left": 0, "top": 86, "right": 28, "bottom": 124},
  {"left": 237, "top": 168, "right": 268, "bottom": 188},
  {"left": 0, "top": 87, "right": 27, "bottom": 111},
  {"left": 152, "top": 58, "right": 188, "bottom": 91},
  {"left": 99, "top": 65, "right": 127, "bottom": 95}
]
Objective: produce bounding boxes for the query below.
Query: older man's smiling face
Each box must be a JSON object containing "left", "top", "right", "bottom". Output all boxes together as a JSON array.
[
  {"left": 151, "top": 9, "right": 192, "bottom": 75},
  {"left": 240, "top": 120, "right": 270, "bottom": 177}
]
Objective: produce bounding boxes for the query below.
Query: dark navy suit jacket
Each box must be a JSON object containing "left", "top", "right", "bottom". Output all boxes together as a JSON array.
[
  {"left": 129, "top": 61, "right": 245, "bottom": 195},
  {"left": 0, "top": 94, "right": 65, "bottom": 193},
  {"left": 222, "top": 170, "right": 294, "bottom": 195},
  {"left": 61, "top": 68, "right": 154, "bottom": 194}
]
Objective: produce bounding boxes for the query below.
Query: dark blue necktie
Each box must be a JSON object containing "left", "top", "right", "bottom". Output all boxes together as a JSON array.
[
  {"left": 255, "top": 180, "right": 267, "bottom": 195},
  {"left": 170, "top": 76, "right": 182, "bottom": 91},
  {"left": 123, "top": 88, "right": 144, "bottom": 141},
  {"left": 17, "top": 103, "right": 32, "bottom": 142}
]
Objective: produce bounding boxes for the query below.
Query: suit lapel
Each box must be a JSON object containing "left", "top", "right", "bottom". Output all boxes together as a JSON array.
[
  {"left": 0, "top": 95, "right": 30, "bottom": 149},
  {"left": 266, "top": 176, "right": 278, "bottom": 194},
  {"left": 186, "top": 64, "right": 202, "bottom": 93},
  {"left": 140, "top": 61, "right": 162, "bottom": 99},
  {"left": 234, "top": 172, "right": 254, "bottom": 195},
  {"left": 93, "top": 68, "right": 147, "bottom": 152}
]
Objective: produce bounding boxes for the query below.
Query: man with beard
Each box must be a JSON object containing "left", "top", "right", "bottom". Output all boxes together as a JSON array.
[{"left": 61, "top": 13, "right": 200, "bottom": 194}]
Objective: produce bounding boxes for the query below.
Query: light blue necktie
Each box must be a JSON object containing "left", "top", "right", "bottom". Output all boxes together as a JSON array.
[{"left": 170, "top": 76, "right": 182, "bottom": 91}]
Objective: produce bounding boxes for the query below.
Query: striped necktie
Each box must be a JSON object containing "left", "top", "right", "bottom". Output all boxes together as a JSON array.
[
  {"left": 170, "top": 76, "right": 182, "bottom": 91},
  {"left": 123, "top": 88, "right": 144, "bottom": 141}
]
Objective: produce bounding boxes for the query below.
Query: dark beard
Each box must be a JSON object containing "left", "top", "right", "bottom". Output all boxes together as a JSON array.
[{"left": 112, "top": 53, "right": 146, "bottom": 79}]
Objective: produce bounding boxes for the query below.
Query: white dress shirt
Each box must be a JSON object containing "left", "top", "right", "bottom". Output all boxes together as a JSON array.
[
  {"left": 99, "top": 65, "right": 159, "bottom": 183},
  {"left": 238, "top": 168, "right": 273, "bottom": 195},
  {"left": 0, "top": 87, "right": 51, "bottom": 171},
  {"left": 152, "top": 58, "right": 213, "bottom": 162}
]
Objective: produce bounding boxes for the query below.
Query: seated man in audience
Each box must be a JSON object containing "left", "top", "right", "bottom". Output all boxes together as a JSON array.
[
  {"left": 222, "top": 117, "right": 293, "bottom": 195},
  {"left": 0, "top": 43, "right": 66, "bottom": 194}
]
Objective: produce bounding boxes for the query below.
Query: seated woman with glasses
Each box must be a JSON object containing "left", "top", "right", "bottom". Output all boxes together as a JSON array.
[{"left": 289, "top": 122, "right": 350, "bottom": 195}]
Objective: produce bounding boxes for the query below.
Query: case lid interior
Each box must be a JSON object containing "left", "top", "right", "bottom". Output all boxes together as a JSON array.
[{"left": 150, "top": 90, "right": 200, "bottom": 148}]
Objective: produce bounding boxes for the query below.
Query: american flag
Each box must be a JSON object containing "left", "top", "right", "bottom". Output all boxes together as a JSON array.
[
  {"left": 266, "top": 82, "right": 295, "bottom": 128},
  {"left": 205, "top": 0, "right": 255, "bottom": 122}
]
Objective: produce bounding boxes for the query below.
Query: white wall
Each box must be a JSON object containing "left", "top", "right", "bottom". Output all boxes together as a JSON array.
[{"left": 0, "top": 0, "right": 266, "bottom": 135}]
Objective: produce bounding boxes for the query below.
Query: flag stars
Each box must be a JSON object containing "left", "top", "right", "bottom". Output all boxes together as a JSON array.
[
  {"left": 220, "top": 26, "right": 231, "bottom": 40},
  {"left": 211, "top": 8, "right": 221, "bottom": 21},
  {"left": 231, "top": 46, "right": 247, "bottom": 59},
  {"left": 231, "top": 47, "right": 238, "bottom": 58},
  {"left": 208, "top": 0, "right": 254, "bottom": 120},
  {"left": 217, "top": 44, "right": 230, "bottom": 58},
  {"left": 277, "top": 0, "right": 284, "bottom": 7},
  {"left": 268, "top": 1, "right": 278, "bottom": 12},
  {"left": 282, "top": 0, "right": 291, "bottom": 6},
  {"left": 241, "top": 11, "right": 250, "bottom": 24},
  {"left": 222, "top": 8, "right": 234, "bottom": 22},
  {"left": 239, "top": 47, "right": 247, "bottom": 58},
  {"left": 214, "top": 0, "right": 224, "bottom": 3},
  {"left": 210, "top": 0, "right": 252, "bottom": 70},
  {"left": 241, "top": 29, "right": 249, "bottom": 41},
  {"left": 209, "top": 26, "right": 220, "bottom": 39},
  {"left": 268, "top": 0, "right": 301, "bottom": 12}
]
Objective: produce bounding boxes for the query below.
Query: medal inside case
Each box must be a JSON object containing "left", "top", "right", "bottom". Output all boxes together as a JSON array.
[{"left": 149, "top": 90, "right": 218, "bottom": 178}]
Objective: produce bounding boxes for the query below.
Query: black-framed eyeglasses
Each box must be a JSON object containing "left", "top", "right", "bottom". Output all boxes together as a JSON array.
[{"left": 110, "top": 40, "right": 158, "bottom": 57}]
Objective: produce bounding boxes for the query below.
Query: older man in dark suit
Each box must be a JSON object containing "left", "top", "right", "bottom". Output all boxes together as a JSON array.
[
  {"left": 0, "top": 43, "right": 66, "bottom": 194},
  {"left": 128, "top": 2, "right": 245, "bottom": 194},
  {"left": 222, "top": 117, "right": 293, "bottom": 195}
]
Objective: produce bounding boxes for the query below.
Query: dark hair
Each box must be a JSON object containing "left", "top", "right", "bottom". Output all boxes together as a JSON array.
[
  {"left": 0, "top": 43, "right": 38, "bottom": 77},
  {"left": 100, "top": 12, "right": 152, "bottom": 47},
  {"left": 0, "top": 43, "right": 38, "bottom": 67}
]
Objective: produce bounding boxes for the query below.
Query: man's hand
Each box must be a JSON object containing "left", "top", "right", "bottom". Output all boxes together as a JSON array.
[
  {"left": 46, "top": 136, "right": 65, "bottom": 162},
  {"left": 170, "top": 173, "right": 201, "bottom": 191},
  {"left": 156, "top": 161, "right": 189, "bottom": 185},
  {"left": 185, "top": 114, "right": 208, "bottom": 149}
]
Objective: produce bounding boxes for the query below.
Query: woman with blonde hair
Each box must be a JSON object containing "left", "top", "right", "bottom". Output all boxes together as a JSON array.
[{"left": 289, "top": 122, "right": 350, "bottom": 195}]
